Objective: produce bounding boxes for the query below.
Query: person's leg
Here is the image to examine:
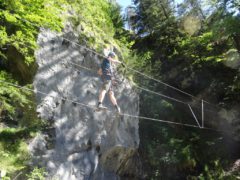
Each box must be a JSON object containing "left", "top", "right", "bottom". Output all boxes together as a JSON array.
[
  {"left": 98, "top": 80, "right": 111, "bottom": 107},
  {"left": 98, "top": 89, "right": 107, "bottom": 104},
  {"left": 108, "top": 90, "right": 117, "bottom": 106},
  {"left": 108, "top": 90, "right": 121, "bottom": 113}
]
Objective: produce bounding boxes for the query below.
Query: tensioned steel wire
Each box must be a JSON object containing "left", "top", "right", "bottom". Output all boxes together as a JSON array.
[
  {"left": 0, "top": 9, "right": 222, "bottom": 109},
  {"left": 0, "top": 34, "right": 229, "bottom": 131},
  {"left": 1, "top": 10, "right": 225, "bottom": 129},
  {"left": 0, "top": 79, "right": 231, "bottom": 133},
  {"left": 67, "top": 61, "right": 188, "bottom": 104},
  {"left": 0, "top": 33, "right": 191, "bottom": 106},
  {"left": 0, "top": 35, "right": 220, "bottom": 115},
  {"left": 62, "top": 61, "right": 219, "bottom": 114}
]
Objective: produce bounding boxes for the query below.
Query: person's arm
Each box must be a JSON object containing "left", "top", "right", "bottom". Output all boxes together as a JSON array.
[
  {"left": 97, "top": 68, "right": 102, "bottom": 76},
  {"left": 108, "top": 57, "right": 121, "bottom": 64}
]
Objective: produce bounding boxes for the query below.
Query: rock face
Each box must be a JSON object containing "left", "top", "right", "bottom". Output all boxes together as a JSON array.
[{"left": 29, "top": 29, "right": 141, "bottom": 179}]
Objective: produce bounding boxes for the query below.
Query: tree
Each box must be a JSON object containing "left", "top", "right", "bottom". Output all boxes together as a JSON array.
[
  {"left": 207, "top": 0, "right": 240, "bottom": 52},
  {"left": 177, "top": 0, "right": 206, "bottom": 19},
  {"left": 133, "top": 0, "right": 175, "bottom": 35}
]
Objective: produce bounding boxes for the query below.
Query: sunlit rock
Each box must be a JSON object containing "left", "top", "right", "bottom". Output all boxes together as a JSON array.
[{"left": 29, "top": 28, "right": 141, "bottom": 179}]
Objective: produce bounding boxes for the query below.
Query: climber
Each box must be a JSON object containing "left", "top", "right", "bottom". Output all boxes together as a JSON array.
[{"left": 97, "top": 51, "right": 121, "bottom": 113}]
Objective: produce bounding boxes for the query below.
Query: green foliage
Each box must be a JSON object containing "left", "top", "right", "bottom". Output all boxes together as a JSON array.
[
  {"left": 133, "top": 0, "right": 175, "bottom": 34},
  {"left": 194, "top": 160, "right": 237, "bottom": 180},
  {"left": 2, "top": 177, "right": 11, "bottom": 180},
  {"left": 0, "top": 70, "right": 47, "bottom": 177},
  {"left": 0, "top": 0, "right": 66, "bottom": 65},
  {"left": 0, "top": 125, "right": 46, "bottom": 177},
  {"left": 1, "top": 0, "right": 239, "bottom": 179},
  {"left": 0, "top": 71, "right": 29, "bottom": 114},
  {"left": 0, "top": 0, "right": 128, "bottom": 178},
  {"left": 210, "top": 10, "right": 240, "bottom": 40},
  {"left": 139, "top": 118, "right": 237, "bottom": 179},
  {"left": 0, "top": 0, "right": 69, "bottom": 124},
  {"left": 0, "top": 128, "right": 30, "bottom": 174},
  {"left": 26, "top": 167, "right": 48, "bottom": 180},
  {"left": 68, "top": 0, "right": 116, "bottom": 49},
  {"left": 109, "top": 3, "right": 124, "bottom": 35},
  {"left": 132, "top": 1, "right": 240, "bottom": 179}
]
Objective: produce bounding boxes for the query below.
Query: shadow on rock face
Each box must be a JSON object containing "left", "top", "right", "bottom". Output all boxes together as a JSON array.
[{"left": 30, "top": 29, "right": 141, "bottom": 179}]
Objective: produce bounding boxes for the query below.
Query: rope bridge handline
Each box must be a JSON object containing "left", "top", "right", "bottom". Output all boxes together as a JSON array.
[
  {"left": 0, "top": 9, "right": 221, "bottom": 110},
  {"left": 0, "top": 80, "right": 231, "bottom": 134},
  {"left": 0, "top": 10, "right": 228, "bottom": 130}
]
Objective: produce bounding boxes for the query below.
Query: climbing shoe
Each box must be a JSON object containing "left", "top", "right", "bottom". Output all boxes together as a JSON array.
[{"left": 95, "top": 103, "right": 107, "bottom": 112}]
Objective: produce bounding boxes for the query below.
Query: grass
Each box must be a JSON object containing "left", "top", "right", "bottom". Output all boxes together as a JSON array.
[
  {"left": 0, "top": 127, "right": 36, "bottom": 175},
  {"left": 0, "top": 139, "right": 29, "bottom": 174}
]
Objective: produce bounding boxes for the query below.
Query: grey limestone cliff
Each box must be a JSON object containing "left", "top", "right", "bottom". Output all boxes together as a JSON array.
[{"left": 29, "top": 28, "right": 141, "bottom": 180}]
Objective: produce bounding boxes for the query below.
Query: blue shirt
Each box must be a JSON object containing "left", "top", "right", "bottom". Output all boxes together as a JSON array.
[{"left": 101, "top": 58, "right": 112, "bottom": 80}]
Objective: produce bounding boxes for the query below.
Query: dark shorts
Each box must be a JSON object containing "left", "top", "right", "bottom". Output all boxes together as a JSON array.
[{"left": 102, "top": 79, "right": 112, "bottom": 92}]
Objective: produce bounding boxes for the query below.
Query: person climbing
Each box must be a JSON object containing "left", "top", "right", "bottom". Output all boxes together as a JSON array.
[{"left": 97, "top": 51, "right": 121, "bottom": 113}]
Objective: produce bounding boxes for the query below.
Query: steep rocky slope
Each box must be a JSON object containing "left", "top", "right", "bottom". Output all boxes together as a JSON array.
[{"left": 29, "top": 29, "right": 142, "bottom": 179}]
